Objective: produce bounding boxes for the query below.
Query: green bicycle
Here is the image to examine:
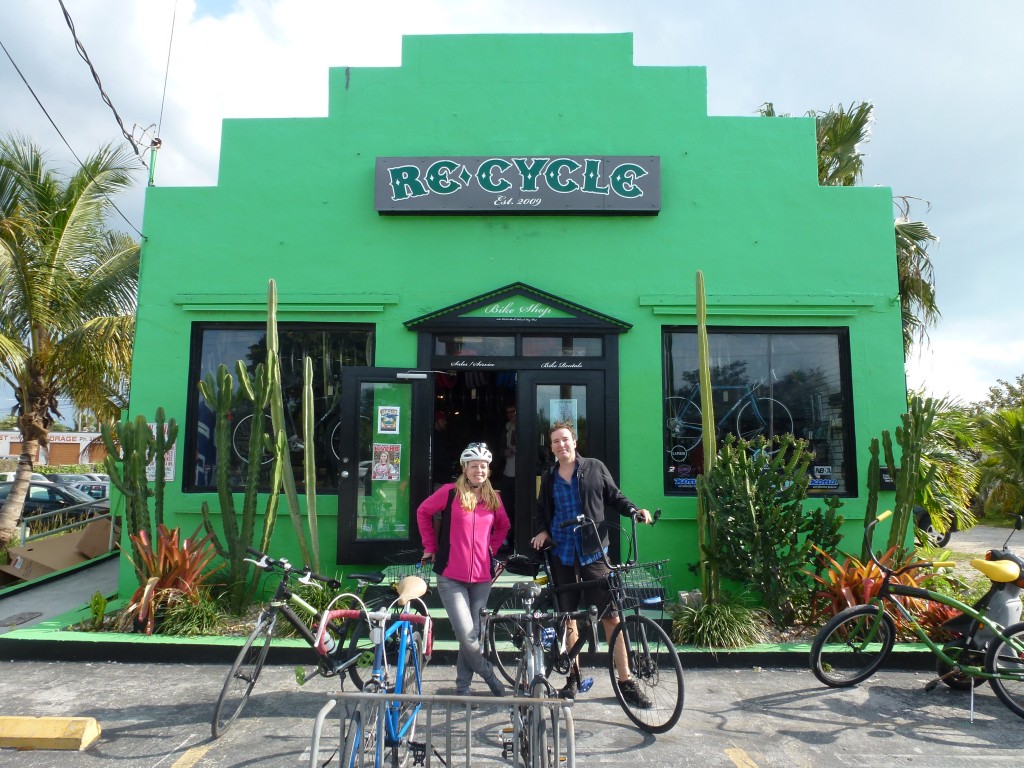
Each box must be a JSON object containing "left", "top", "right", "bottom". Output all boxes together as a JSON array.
[{"left": 810, "top": 510, "right": 1024, "bottom": 719}]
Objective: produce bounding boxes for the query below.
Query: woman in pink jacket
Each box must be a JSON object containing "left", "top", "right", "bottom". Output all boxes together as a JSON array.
[{"left": 417, "top": 442, "right": 510, "bottom": 696}]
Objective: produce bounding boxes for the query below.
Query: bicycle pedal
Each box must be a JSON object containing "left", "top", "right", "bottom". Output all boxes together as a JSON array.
[
  {"left": 924, "top": 678, "right": 939, "bottom": 693},
  {"left": 409, "top": 741, "right": 427, "bottom": 765},
  {"left": 578, "top": 676, "right": 594, "bottom": 693}
]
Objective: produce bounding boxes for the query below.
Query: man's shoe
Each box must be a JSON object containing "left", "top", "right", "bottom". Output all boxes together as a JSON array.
[
  {"left": 558, "top": 669, "right": 580, "bottom": 700},
  {"left": 455, "top": 685, "right": 472, "bottom": 696},
  {"left": 618, "top": 679, "right": 653, "bottom": 709}
]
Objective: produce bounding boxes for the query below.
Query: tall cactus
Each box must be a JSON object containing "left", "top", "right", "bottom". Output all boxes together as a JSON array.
[
  {"left": 265, "top": 279, "right": 312, "bottom": 567},
  {"left": 302, "top": 355, "right": 321, "bottom": 569},
  {"left": 102, "top": 410, "right": 177, "bottom": 574},
  {"left": 694, "top": 270, "right": 720, "bottom": 602},
  {"left": 198, "top": 360, "right": 285, "bottom": 614}
]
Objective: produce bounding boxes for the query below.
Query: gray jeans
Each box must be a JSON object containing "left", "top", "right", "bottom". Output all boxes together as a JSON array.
[{"left": 435, "top": 574, "right": 495, "bottom": 688}]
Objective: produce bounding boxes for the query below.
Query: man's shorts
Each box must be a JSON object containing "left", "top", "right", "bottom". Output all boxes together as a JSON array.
[{"left": 549, "top": 558, "right": 612, "bottom": 616}]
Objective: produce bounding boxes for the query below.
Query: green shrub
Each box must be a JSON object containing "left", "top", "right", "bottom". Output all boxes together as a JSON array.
[{"left": 671, "top": 592, "right": 767, "bottom": 649}]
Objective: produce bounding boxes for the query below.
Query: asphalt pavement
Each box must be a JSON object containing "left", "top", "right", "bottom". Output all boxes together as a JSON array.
[
  {"left": 3, "top": 657, "right": 1024, "bottom": 767},
  {"left": 3, "top": 526, "right": 1023, "bottom": 766}
]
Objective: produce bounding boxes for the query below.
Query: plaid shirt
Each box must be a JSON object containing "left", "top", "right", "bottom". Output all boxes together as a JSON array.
[{"left": 551, "top": 469, "right": 604, "bottom": 567}]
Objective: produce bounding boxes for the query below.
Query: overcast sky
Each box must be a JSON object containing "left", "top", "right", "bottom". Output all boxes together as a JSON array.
[{"left": 2, "top": 0, "right": 1022, "bottom": 413}]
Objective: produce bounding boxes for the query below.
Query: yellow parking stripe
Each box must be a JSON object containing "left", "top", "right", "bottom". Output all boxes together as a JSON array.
[{"left": 725, "top": 747, "right": 760, "bottom": 768}]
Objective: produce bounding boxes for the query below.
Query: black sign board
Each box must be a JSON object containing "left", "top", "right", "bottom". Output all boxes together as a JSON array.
[{"left": 375, "top": 156, "right": 661, "bottom": 214}]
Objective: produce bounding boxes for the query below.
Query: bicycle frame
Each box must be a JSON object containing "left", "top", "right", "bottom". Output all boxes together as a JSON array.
[{"left": 328, "top": 592, "right": 430, "bottom": 766}]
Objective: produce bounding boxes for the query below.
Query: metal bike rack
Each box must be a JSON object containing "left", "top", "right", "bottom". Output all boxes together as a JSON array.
[{"left": 309, "top": 691, "right": 575, "bottom": 767}]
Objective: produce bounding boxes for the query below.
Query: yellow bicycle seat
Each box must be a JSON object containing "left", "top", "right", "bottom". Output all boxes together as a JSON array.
[{"left": 971, "top": 558, "right": 1021, "bottom": 583}]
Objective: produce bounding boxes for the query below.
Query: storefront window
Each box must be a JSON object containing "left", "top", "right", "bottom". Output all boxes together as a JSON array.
[
  {"left": 662, "top": 327, "right": 852, "bottom": 496},
  {"left": 521, "top": 336, "right": 603, "bottom": 357},
  {"left": 187, "top": 323, "right": 374, "bottom": 492},
  {"left": 434, "top": 335, "right": 515, "bottom": 356}
]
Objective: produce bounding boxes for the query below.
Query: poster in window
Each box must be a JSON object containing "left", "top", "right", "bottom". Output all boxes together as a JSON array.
[
  {"left": 371, "top": 443, "right": 401, "bottom": 481},
  {"left": 378, "top": 406, "right": 400, "bottom": 434},
  {"left": 550, "top": 399, "right": 578, "bottom": 436}
]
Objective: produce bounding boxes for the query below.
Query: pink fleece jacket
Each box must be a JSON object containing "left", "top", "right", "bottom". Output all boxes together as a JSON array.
[{"left": 416, "top": 483, "right": 510, "bottom": 583}]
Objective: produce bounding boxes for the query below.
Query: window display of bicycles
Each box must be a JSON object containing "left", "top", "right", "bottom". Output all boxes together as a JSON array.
[{"left": 664, "top": 381, "right": 793, "bottom": 462}]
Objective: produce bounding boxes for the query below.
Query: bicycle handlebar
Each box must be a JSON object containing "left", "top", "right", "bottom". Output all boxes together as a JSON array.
[
  {"left": 244, "top": 546, "right": 342, "bottom": 589},
  {"left": 863, "top": 511, "right": 956, "bottom": 576},
  {"left": 325, "top": 608, "right": 428, "bottom": 625},
  {"left": 558, "top": 508, "right": 662, "bottom": 568}
]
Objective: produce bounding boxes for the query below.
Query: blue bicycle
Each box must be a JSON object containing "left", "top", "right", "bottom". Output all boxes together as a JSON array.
[
  {"left": 665, "top": 381, "right": 793, "bottom": 462},
  {"left": 326, "top": 576, "right": 432, "bottom": 768}
]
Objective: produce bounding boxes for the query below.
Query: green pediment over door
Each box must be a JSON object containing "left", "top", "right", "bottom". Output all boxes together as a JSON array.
[{"left": 404, "top": 282, "right": 632, "bottom": 333}]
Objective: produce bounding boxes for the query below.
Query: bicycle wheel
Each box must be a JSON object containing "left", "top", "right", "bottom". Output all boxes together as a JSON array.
[
  {"left": 735, "top": 397, "right": 794, "bottom": 447},
  {"left": 346, "top": 603, "right": 427, "bottom": 690},
  {"left": 391, "top": 631, "right": 423, "bottom": 768},
  {"left": 665, "top": 396, "right": 702, "bottom": 462},
  {"left": 329, "top": 419, "right": 343, "bottom": 462},
  {"left": 232, "top": 411, "right": 274, "bottom": 465},
  {"left": 810, "top": 604, "right": 895, "bottom": 687},
  {"left": 341, "top": 695, "right": 383, "bottom": 768},
  {"left": 517, "top": 679, "right": 552, "bottom": 768},
  {"left": 488, "top": 615, "right": 528, "bottom": 687},
  {"left": 607, "top": 614, "right": 684, "bottom": 734},
  {"left": 985, "top": 620, "right": 1024, "bottom": 719},
  {"left": 211, "top": 612, "right": 275, "bottom": 738}
]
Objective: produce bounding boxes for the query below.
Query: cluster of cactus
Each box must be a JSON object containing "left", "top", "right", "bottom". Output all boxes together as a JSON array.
[
  {"left": 861, "top": 395, "right": 936, "bottom": 558},
  {"left": 198, "top": 279, "right": 320, "bottom": 614},
  {"left": 101, "top": 408, "right": 178, "bottom": 568}
]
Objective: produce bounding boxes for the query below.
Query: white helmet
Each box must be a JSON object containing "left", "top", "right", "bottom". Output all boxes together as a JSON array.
[{"left": 460, "top": 442, "right": 492, "bottom": 465}]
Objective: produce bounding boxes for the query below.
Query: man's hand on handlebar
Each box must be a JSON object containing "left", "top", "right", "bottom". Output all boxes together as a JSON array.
[
  {"left": 633, "top": 508, "right": 653, "bottom": 525},
  {"left": 531, "top": 531, "right": 551, "bottom": 550}
]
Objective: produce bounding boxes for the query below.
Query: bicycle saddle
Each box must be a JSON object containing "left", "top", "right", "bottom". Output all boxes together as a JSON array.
[
  {"left": 346, "top": 571, "right": 385, "bottom": 585},
  {"left": 395, "top": 575, "right": 428, "bottom": 605},
  {"left": 513, "top": 581, "right": 544, "bottom": 601}
]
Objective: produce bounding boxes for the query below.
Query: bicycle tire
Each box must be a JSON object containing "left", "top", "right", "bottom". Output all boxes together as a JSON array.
[
  {"left": 211, "top": 612, "right": 275, "bottom": 738},
  {"left": 519, "top": 679, "right": 552, "bottom": 768},
  {"left": 329, "top": 419, "right": 343, "bottom": 462},
  {"left": 232, "top": 411, "right": 274, "bottom": 466},
  {"left": 342, "top": 694, "right": 383, "bottom": 768},
  {"left": 809, "top": 604, "right": 895, "bottom": 687},
  {"left": 488, "top": 615, "right": 528, "bottom": 687},
  {"left": 392, "top": 631, "right": 423, "bottom": 768},
  {"left": 665, "top": 396, "right": 702, "bottom": 462},
  {"left": 735, "top": 396, "right": 793, "bottom": 447},
  {"left": 346, "top": 602, "right": 427, "bottom": 690},
  {"left": 607, "top": 614, "right": 684, "bottom": 734},
  {"left": 985, "top": 620, "right": 1024, "bottom": 719}
]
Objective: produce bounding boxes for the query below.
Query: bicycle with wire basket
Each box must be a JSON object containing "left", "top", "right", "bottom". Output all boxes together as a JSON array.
[
  {"left": 487, "top": 509, "right": 684, "bottom": 733},
  {"left": 665, "top": 381, "right": 793, "bottom": 462},
  {"left": 809, "top": 510, "right": 1024, "bottom": 720},
  {"left": 211, "top": 548, "right": 433, "bottom": 738}
]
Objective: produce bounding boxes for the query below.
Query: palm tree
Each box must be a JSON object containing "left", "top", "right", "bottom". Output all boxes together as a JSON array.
[
  {"left": 915, "top": 392, "right": 979, "bottom": 534},
  {"left": 977, "top": 407, "right": 1024, "bottom": 518},
  {"left": 759, "top": 102, "right": 940, "bottom": 354},
  {"left": 0, "top": 134, "right": 140, "bottom": 547}
]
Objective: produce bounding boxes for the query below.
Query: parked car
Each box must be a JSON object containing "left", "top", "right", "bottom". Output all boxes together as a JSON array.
[
  {"left": 914, "top": 506, "right": 957, "bottom": 548},
  {"left": 71, "top": 481, "right": 110, "bottom": 500},
  {"left": 0, "top": 481, "right": 109, "bottom": 520},
  {"left": 0, "top": 471, "right": 52, "bottom": 483},
  {"left": 82, "top": 473, "right": 109, "bottom": 482},
  {"left": 44, "top": 472, "right": 92, "bottom": 485}
]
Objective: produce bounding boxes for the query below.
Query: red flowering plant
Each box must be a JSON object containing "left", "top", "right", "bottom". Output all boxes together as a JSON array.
[
  {"left": 116, "top": 523, "right": 224, "bottom": 635},
  {"left": 808, "top": 545, "right": 958, "bottom": 641}
]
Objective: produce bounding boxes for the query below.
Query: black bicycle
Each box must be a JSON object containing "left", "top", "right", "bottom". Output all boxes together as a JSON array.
[
  {"left": 487, "top": 510, "right": 685, "bottom": 733},
  {"left": 211, "top": 548, "right": 431, "bottom": 738}
]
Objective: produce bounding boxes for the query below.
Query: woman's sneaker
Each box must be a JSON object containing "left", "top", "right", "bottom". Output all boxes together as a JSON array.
[{"left": 619, "top": 680, "right": 653, "bottom": 709}]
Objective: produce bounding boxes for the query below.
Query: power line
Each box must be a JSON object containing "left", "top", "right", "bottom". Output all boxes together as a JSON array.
[
  {"left": 57, "top": 0, "right": 147, "bottom": 164},
  {"left": 0, "top": 37, "right": 144, "bottom": 238}
]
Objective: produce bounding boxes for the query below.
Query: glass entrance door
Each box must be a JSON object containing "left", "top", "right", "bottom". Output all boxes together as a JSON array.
[
  {"left": 515, "top": 370, "right": 607, "bottom": 554},
  {"left": 337, "top": 368, "right": 428, "bottom": 563}
]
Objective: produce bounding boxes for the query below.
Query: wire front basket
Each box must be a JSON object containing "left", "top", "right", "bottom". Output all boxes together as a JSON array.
[
  {"left": 382, "top": 559, "right": 434, "bottom": 589},
  {"left": 619, "top": 559, "right": 670, "bottom": 614}
]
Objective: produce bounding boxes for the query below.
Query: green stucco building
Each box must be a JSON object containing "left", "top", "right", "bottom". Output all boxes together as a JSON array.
[{"left": 127, "top": 33, "right": 905, "bottom": 594}]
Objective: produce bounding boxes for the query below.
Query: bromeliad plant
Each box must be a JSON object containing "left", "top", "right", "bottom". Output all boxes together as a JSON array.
[
  {"left": 808, "top": 544, "right": 958, "bottom": 640},
  {"left": 116, "top": 523, "right": 223, "bottom": 635}
]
